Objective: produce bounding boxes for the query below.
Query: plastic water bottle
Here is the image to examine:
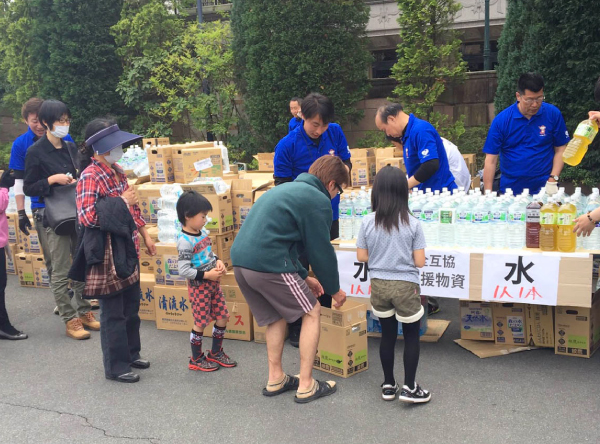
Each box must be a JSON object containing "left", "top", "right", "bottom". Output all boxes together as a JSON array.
[
  {"left": 157, "top": 184, "right": 183, "bottom": 243},
  {"left": 455, "top": 194, "right": 473, "bottom": 248},
  {"left": 471, "top": 196, "right": 490, "bottom": 249},
  {"left": 584, "top": 194, "right": 600, "bottom": 250},
  {"left": 562, "top": 119, "right": 598, "bottom": 166},
  {"left": 410, "top": 192, "right": 425, "bottom": 221},
  {"left": 490, "top": 196, "right": 508, "bottom": 248},
  {"left": 219, "top": 141, "right": 231, "bottom": 174},
  {"left": 438, "top": 194, "right": 457, "bottom": 247},
  {"left": 7, "top": 188, "right": 17, "bottom": 214},
  {"left": 557, "top": 198, "right": 577, "bottom": 252},
  {"left": 420, "top": 197, "right": 439, "bottom": 247},
  {"left": 507, "top": 197, "right": 527, "bottom": 249},
  {"left": 539, "top": 198, "right": 558, "bottom": 251},
  {"left": 339, "top": 195, "right": 354, "bottom": 241},
  {"left": 526, "top": 195, "right": 542, "bottom": 248},
  {"left": 353, "top": 190, "right": 369, "bottom": 238}
]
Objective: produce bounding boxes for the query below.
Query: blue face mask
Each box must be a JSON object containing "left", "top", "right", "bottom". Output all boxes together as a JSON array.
[{"left": 104, "top": 146, "right": 124, "bottom": 164}]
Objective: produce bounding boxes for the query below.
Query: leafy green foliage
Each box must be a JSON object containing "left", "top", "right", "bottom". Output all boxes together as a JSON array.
[
  {"left": 231, "top": 0, "right": 372, "bottom": 154},
  {"left": 495, "top": 0, "right": 600, "bottom": 187},
  {"left": 390, "top": 0, "right": 467, "bottom": 141}
]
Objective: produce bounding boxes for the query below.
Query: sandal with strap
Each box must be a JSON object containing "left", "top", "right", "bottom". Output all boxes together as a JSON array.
[
  {"left": 294, "top": 379, "right": 337, "bottom": 404},
  {"left": 262, "top": 374, "right": 300, "bottom": 397}
]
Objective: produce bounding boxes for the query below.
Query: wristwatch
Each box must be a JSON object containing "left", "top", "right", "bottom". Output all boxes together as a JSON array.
[{"left": 550, "top": 175, "right": 559, "bottom": 181}]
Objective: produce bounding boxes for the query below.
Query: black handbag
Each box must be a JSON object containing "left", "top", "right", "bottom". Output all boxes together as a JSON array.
[{"left": 44, "top": 142, "right": 79, "bottom": 236}]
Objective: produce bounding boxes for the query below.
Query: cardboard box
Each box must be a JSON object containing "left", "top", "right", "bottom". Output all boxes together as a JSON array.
[
  {"left": 350, "top": 149, "right": 376, "bottom": 187},
  {"left": 5, "top": 244, "right": 17, "bottom": 275},
  {"left": 375, "top": 157, "right": 405, "bottom": 174},
  {"left": 154, "top": 243, "right": 188, "bottom": 287},
  {"left": 220, "top": 285, "right": 246, "bottom": 303},
  {"left": 375, "top": 148, "right": 395, "bottom": 159},
  {"left": 16, "top": 253, "right": 34, "bottom": 287},
  {"left": 156, "top": 137, "right": 170, "bottom": 146},
  {"left": 462, "top": 153, "right": 477, "bottom": 177},
  {"left": 230, "top": 179, "right": 272, "bottom": 230},
  {"left": 493, "top": 303, "right": 527, "bottom": 345},
  {"left": 555, "top": 295, "right": 600, "bottom": 358},
  {"left": 220, "top": 270, "right": 238, "bottom": 287},
  {"left": 32, "top": 255, "right": 50, "bottom": 288},
  {"left": 6, "top": 213, "right": 18, "bottom": 244},
  {"left": 203, "top": 301, "right": 253, "bottom": 341},
  {"left": 172, "top": 143, "right": 215, "bottom": 183},
  {"left": 254, "top": 153, "right": 275, "bottom": 172},
  {"left": 314, "top": 319, "right": 368, "bottom": 378},
  {"left": 155, "top": 285, "right": 194, "bottom": 331},
  {"left": 320, "top": 300, "right": 367, "bottom": 327},
  {"left": 209, "top": 233, "right": 234, "bottom": 269},
  {"left": 17, "top": 225, "right": 40, "bottom": 254},
  {"left": 460, "top": 301, "right": 494, "bottom": 341},
  {"left": 136, "top": 183, "right": 163, "bottom": 224},
  {"left": 139, "top": 273, "right": 156, "bottom": 321},
  {"left": 525, "top": 305, "right": 554, "bottom": 347},
  {"left": 254, "top": 318, "right": 289, "bottom": 344},
  {"left": 181, "top": 183, "right": 233, "bottom": 234},
  {"left": 147, "top": 146, "right": 175, "bottom": 183},
  {"left": 179, "top": 147, "right": 224, "bottom": 183}
]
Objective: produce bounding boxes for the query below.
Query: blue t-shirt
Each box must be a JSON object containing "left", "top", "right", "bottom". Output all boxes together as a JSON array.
[
  {"left": 288, "top": 117, "right": 302, "bottom": 133},
  {"left": 401, "top": 114, "right": 456, "bottom": 192},
  {"left": 483, "top": 102, "right": 570, "bottom": 194},
  {"left": 9, "top": 128, "right": 75, "bottom": 209},
  {"left": 274, "top": 122, "right": 351, "bottom": 220}
]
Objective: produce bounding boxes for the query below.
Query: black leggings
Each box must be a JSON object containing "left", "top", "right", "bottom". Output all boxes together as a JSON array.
[
  {"left": 0, "top": 247, "right": 10, "bottom": 329},
  {"left": 379, "top": 315, "right": 420, "bottom": 389}
]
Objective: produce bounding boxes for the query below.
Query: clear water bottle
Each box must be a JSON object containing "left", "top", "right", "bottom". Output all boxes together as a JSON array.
[
  {"left": 410, "top": 192, "right": 425, "bottom": 221},
  {"left": 7, "top": 188, "right": 17, "bottom": 214},
  {"left": 438, "top": 194, "right": 457, "bottom": 247},
  {"left": 420, "top": 198, "right": 440, "bottom": 247},
  {"left": 455, "top": 194, "right": 473, "bottom": 248},
  {"left": 584, "top": 194, "right": 600, "bottom": 250},
  {"left": 353, "top": 190, "right": 369, "bottom": 238},
  {"left": 471, "top": 196, "right": 490, "bottom": 249},
  {"left": 507, "top": 197, "right": 527, "bottom": 249},
  {"left": 339, "top": 195, "right": 354, "bottom": 241},
  {"left": 490, "top": 196, "right": 509, "bottom": 249}
]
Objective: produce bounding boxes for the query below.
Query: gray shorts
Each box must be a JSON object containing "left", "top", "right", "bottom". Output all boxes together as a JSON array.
[
  {"left": 370, "top": 278, "right": 424, "bottom": 324},
  {"left": 233, "top": 267, "right": 318, "bottom": 326}
]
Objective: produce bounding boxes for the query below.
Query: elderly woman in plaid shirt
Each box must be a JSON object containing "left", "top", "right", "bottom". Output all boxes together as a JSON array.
[{"left": 75, "top": 118, "right": 156, "bottom": 384}]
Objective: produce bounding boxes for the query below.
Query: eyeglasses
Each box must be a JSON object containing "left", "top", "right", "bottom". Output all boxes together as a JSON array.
[
  {"left": 335, "top": 183, "right": 344, "bottom": 195},
  {"left": 519, "top": 95, "right": 545, "bottom": 104},
  {"left": 58, "top": 118, "right": 71, "bottom": 124}
]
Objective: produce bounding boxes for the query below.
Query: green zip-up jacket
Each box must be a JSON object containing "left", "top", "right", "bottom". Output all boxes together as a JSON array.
[{"left": 231, "top": 173, "right": 340, "bottom": 295}]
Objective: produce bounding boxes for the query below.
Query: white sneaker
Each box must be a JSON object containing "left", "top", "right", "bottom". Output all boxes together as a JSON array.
[
  {"left": 399, "top": 383, "right": 431, "bottom": 404},
  {"left": 381, "top": 383, "right": 400, "bottom": 401}
]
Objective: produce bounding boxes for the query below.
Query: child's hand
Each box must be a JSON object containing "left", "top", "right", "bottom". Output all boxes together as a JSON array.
[
  {"left": 204, "top": 269, "right": 222, "bottom": 281},
  {"left": 215, "top": 260, "right": 226, "bottom": 274}
]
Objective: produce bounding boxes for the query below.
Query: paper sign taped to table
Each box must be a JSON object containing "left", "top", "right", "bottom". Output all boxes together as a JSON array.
[
  {"left": 481, "top": 251, "right": 560, "bottom": 306},
  {"left": 194, "top": 158, "right": 213, "bottom": 171},
  {"left": 336, "top": 249, "right": 470, "bottom": 299}
]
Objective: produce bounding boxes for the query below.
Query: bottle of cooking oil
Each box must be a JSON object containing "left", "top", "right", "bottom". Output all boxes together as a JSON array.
[
  {"left": 556, "top": 197, "right": 577, "bottom": 252},
  {"left": 562, "top": 119, "right": 598, "bottom": 166},
  {"left": 539, "top": 198, "right": 558, "bottom": 251}
]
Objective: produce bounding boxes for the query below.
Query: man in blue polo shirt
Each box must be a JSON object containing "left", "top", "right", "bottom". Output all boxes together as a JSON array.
[
  {"left": 9, "top": 98, "right": 74, "bottom": 285},
  {"left": 274, "top": 92, "right": 352, "bottom": 346},
  {"left": 375, "top": 103, "right": 456, "bottom": 192},
  {"left": 483, "top": 73, "right": 570, "bottom": 195},
  {"left": 288, "top": 97, "right": 303, "bottom": 133}
]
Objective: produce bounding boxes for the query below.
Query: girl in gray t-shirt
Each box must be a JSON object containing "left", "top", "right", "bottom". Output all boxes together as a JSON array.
[{"left": 356, "top": 166, "right": 431, "bottom": 404}]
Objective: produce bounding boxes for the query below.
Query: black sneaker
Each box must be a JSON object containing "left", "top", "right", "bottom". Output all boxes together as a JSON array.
[
  {"left": 381, "top": 383, "right": 399, "bottom": 401},
  {"left": 288, "top": 324, "right": 301, "bottom": 348},
  {"left": 428, "top": 299, "right": 440, "bottom": 316},
  {"left": 399, "top": 384, "right": 431, "bottom": 404}
]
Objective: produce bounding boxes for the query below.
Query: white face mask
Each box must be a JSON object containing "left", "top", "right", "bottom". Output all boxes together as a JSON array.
[
  {"left": 104, "top": 146, "right": 124, "bottom": 164},
  {"left": 50, "top": 125, "right": 69, "bottom": 139}
]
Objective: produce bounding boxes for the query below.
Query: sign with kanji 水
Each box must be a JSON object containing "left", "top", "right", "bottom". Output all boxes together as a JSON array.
[
  {"left": 335, "top": 248, "right": 470, "bottom": 299},
  {"left": 481, "top": 252, "right": 560, "bottom": 306}
]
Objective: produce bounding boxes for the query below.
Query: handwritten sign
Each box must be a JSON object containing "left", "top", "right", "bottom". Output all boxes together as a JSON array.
[
  {"left": 481, "top": 252, "right": 560, "bottom": 306},
  {"left": 335, "top": 248, "right": 470, "bottom": 299}
]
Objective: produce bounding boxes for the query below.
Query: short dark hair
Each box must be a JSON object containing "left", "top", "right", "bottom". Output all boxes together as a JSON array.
[
  {"left": 301, "top": 93, "right": 334, "bottom": 124},
  {"left": 594, "top": 76, "right": 600, "bottom": 102},
  {"left": 371, "top": 166, "right": 410, "bottom": 232},
  {"left": 176, "top": 191, "right": 213, "bottom": 225},
  {"left": 290, "top": 97, "right": 303, "bottom": 105},
  {"left": 518, "top": 73, "right": 544, "bottom": 94},
  {"left": 377, "top": 103, "right": 404, "bottom": 123},
  {"left": 308, "top": 155, "right": 350, "bottom": 189},
  {"left": 38, "top": 100, "right": 71, "bottom": 130},
  {"left": 21, "top": 98, "right": 44, "bottom": 121}
]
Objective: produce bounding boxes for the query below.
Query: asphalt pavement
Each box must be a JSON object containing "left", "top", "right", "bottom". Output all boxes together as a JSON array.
[{"left": 1, "top": 274, "right": 600, "bottom": 444}]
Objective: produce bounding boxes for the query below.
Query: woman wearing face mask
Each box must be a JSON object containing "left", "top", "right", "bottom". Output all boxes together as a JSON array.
[
  {"left": 23, "top": 100, "right": 99, "bottom": 340},
  {"left": 70, "top": 118, "right": 156, "bottom": 383}
]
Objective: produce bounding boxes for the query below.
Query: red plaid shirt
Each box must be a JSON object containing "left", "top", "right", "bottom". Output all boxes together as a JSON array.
[{"left": 76, "top": 159, "right": 145, "bottom": 256}]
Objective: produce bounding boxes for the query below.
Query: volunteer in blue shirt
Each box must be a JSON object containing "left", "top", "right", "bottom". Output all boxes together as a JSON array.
[
  {"left": 274, "top": 93, "right": 351, "bottom": 347},
  {"left": 375, "top": 103, "right": 456, "bottom": 192},
  {"left": 274, "top": 93, "right": 352, "bottom": 240},
  {"left": 288, "top": 97, "right": 303, "bottom": 133},
  {"left": 9, "top": 98, "right": 75, "bottom": 283},
  {"left": 483, "top": 73, "right": 570, "bottom": 195}
]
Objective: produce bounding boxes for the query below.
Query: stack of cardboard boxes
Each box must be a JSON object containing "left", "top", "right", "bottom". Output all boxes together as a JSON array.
[
  {"left": 8, "top": 212, "right": 49, "bottom": 288},
  {"left": 349, "top": 148, "right": 376, "bottom": 188},
  {"left": 375, "top": 147, "right": 405, "bottom": 175},
  {"left": 460, "top": 297, "right": 600, "bottom": 358}
]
